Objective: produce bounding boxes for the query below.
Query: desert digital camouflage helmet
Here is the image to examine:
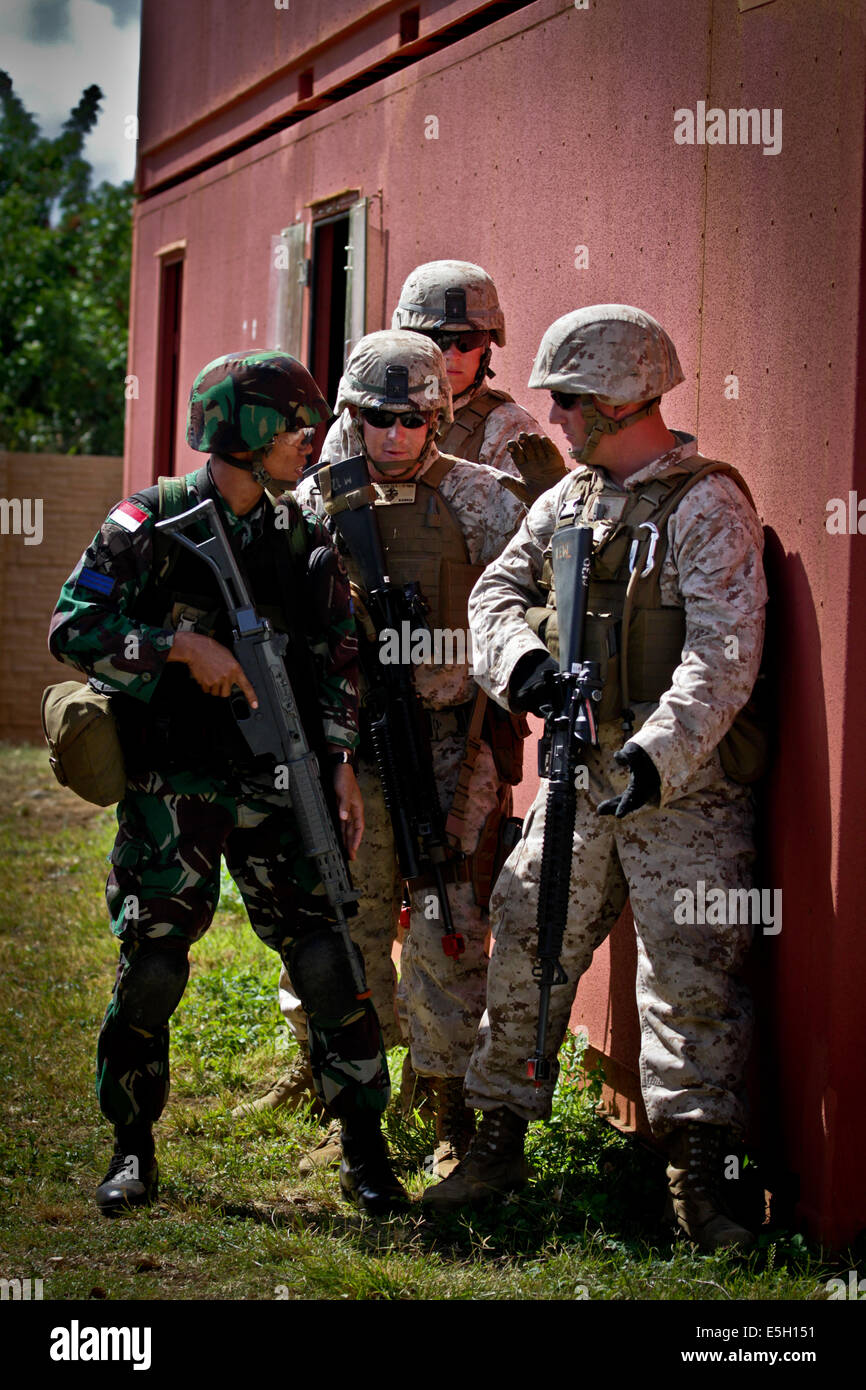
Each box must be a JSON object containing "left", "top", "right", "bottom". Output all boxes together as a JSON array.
[
  {"left": 392, "top": 260, "right": 506, "bottom": 345},
  {"left": 186, "top": 351, "right": 331, "bottom": 465},
  {"left": 336, "top": 330, "right": 454, "bottom": 425},
  {"left": 529, "top": 305, "right": 684, "bottom": 463}
]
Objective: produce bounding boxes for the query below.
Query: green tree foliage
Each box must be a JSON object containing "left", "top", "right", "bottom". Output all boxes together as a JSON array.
[{"left": 0, "top": 72, "right": 132, "bottom": 455}]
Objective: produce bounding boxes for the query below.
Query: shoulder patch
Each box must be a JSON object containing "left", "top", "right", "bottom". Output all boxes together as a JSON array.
[
  {"left": 108, "top": 500, "right": 149, "bottom": 532},
  {"left": 76, "top": 566, "right": 116, "bottom": 597}
]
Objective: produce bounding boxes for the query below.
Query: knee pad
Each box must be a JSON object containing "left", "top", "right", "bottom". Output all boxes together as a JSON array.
[
  {"left": 288, "top": 928, "right": 367, "bottom": 1028},
  {"left": 118, "top": 947, "right": 190, "bottom": 1032}
]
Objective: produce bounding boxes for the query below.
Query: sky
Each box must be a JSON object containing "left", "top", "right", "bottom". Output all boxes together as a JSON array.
[{"left": 0, "top": 0, "right": 141, "bottom": 185}]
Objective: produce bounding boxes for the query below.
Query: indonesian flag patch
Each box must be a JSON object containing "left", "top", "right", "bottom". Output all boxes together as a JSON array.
[{"left": 109, "top": 500, "right": 149, "bottom": 532}]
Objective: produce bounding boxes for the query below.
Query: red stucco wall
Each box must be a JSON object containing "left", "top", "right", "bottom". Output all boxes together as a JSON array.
[{"left": 127, "top": 0, "right": 866, "bottom": 1247}]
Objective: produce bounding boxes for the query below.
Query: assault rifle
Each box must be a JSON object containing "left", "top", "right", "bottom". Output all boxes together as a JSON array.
[
  {"left": 155, "top": 498, "right": 369, "bottom": 1003},
  {"left": 320, "top": 454, "right": 465, "bottom": 958},
  {"left": 527, "top": 524, "right": 602, "bottom": 1083}
]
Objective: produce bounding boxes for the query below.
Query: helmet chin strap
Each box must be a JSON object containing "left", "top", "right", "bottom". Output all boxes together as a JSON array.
[
  {"left": 572, "top": 395, "right": 660, "bottom": 465},
  {"left": 472, "top": 341, "right": 493, "bottom": 393},
  {"left": 215, "top": 448, "right": 274, "bottom": 487}
]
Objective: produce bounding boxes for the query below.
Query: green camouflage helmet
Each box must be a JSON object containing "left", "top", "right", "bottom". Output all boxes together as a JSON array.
[
  {"left": 528, "top": 305, "right": 684, "bottom": 405},
  {"left": 186, "top": 350, "right": 330, "bottom": 456},
  {"left": 335, "top": 330, "right": 454, "bottom": 427},
  {"left": 391, "top": 260, "right": 506, "bottom": 346}
]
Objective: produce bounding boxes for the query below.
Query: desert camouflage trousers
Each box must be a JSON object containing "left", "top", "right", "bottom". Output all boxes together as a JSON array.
[
  {"left": 464, "top": 723, "right": 756, "bottom": 1135},
  {"left": 278, "top": 731, "right": 504, "bottom": 1078},
  {"left": 97, "top": 770, "right": 389, "bottom": 1128}
]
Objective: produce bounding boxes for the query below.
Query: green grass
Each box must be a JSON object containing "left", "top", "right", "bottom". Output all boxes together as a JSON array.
[{"left": 0, "top": 743, "right": 846, "bottom": 1301}]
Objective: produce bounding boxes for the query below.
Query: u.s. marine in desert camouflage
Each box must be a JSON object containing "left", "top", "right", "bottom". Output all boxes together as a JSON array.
[
  {"left": 283, "top": 331, "right": 525, "bottom": 1175},
  {"left": 423, "top": 306, "right": 767, "bottom": 1253}
]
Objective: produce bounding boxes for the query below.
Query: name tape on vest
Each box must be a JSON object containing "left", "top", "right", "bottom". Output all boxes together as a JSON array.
[{"left": 373, "top": 483, "right": 417, "bottom": 506}]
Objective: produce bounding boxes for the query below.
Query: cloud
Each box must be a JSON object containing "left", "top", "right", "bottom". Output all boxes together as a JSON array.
[
  {"left": 1, "top": 0, "right": 140, "bottom": 184},
  {"left": 25, "top": 0, "right": 138, "bottom": 44},
  {"left": 27, "top": 1, "right": 71, "bottom": 44}
]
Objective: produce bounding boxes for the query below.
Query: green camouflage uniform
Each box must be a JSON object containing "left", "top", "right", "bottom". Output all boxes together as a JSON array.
[{"left": 49, "top": 463, "right": 389, "bottom": 1125}]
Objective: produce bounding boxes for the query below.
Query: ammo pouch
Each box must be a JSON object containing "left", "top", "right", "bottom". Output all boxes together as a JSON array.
[
  {"left": 483, "top": 702, "right": 529, "bottom": 785},
  {"left": 41, "top": 679, "right": 127, "bottom": 806},
  {"left": 527, "top": 600, "right": 686, "bottom": 727},
  {"left": 472, "top": 799, "right": 523, "bottom": 912}
]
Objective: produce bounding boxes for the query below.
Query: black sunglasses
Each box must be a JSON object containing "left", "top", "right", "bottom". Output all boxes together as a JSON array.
[
  {"left": 360, "top": 407, "right": 430, "bottom": 430},
  {"left": 550, "top": 390, "right": 583, "bottom": 410},
  {"left": 420, "top": 329, "right": 489, "bottom": 354}
]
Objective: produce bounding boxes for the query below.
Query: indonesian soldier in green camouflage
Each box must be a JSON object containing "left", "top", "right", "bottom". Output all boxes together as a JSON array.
[
  {"left": 49, "top": 350, "right": 407, "bottom": 1217},
  {"left": 422, "top": 307, "right": 767, "bottom": 1251}
]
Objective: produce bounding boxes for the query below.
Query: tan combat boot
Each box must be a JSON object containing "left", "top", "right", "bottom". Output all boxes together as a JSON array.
[
  {"left": 399, "top": 1052, "right": 433, "bottom": 1120},
  {"left": 666, "top": 1123, "right": 756, "bottom": 1252},
  {"left": 431, "top": 1077, "right": 476, "bottom": 1178},
  {"left": 232, "top": 1052, "right": 325, "bottom": 1120},
  {"left": 298, "top": 1119, "right": 342, "bottom": 1175},
  {"left": 421, "top": 1106, "right": 528, "bottom": 1210}
]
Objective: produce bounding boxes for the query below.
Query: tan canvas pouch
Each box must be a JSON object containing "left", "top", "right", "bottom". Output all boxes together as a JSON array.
[{"left": 41, "top": 680, "right": 127, "bottom": 806}]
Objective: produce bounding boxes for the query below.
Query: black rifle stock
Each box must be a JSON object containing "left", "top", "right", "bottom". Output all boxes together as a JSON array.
[
  {"left": 527, "top": 524, "right": 602, "bottom": 1084},
  {"left": 321, "top": 454, "right": 464, "bottom": 958},
  {"left": 154, "top": 498, "right": 369, "bottom": 1002}
]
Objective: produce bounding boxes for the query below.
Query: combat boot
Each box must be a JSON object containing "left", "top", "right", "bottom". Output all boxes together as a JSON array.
[
  {"left": 232, "top": 1052, "right": 325, "bottom": 1119},
  {"left": 339, "top": 1112, "right": 409, "bottom": 1216},
  {"left": 431, "top": 1077, "right": 476, "bottom": 1178},
  {"left": 399, "top": 1051, "right": 433, "bottom": 1119},
  {"left": 298, "top": 1119, "right": 342, "bottom": 1176},
  {"left": 95, "top": 1128, "right": 158, "bottom": 1216},
  {"left": 421, "top": 1106, "right": 528, "bottom": 1210},
  {"left": 665, "top": 1122, "right": 756, "bottom": 1252}
]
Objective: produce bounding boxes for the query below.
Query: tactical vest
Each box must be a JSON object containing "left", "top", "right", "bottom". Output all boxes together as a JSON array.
[
  {"left": 527, "top": 454, "right": 766, "bottom": 783},
  {"left": 336, "top": 453, "right": 485, "bottom": 632},
  {"left": 111, "top": 467, "right": 323, "bottom": 776},
  {"left": 439, "top": 387, "right": 514, "bottom": 463}
]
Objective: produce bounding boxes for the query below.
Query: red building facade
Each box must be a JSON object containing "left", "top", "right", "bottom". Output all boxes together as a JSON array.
[{"left": 126, "top": 0, "right": 866, "bottom": 1249}]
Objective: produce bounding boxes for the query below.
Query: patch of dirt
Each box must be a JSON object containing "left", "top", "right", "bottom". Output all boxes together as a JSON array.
[{"left": 1, "top": 745, "right": 113, "bottom": 838}]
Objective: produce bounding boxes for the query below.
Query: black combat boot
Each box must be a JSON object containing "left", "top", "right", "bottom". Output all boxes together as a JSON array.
[
  {"left": 666, "top": 1122, "right": 756, "bottom": 1252},
  {"left": 339, "top": 1112, "right": 408, "bottom": 1216},
  {"left": 95, "top": 1126, "right": 158, "bottom": 1216}
]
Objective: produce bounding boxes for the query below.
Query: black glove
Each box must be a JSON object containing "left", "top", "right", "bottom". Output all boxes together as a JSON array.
[
  {"left": 509, "top": 651, "right": 560, "bottom": 717},
  {"left": 597, "top": 742, "right": 661, "bottom": 818}
]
